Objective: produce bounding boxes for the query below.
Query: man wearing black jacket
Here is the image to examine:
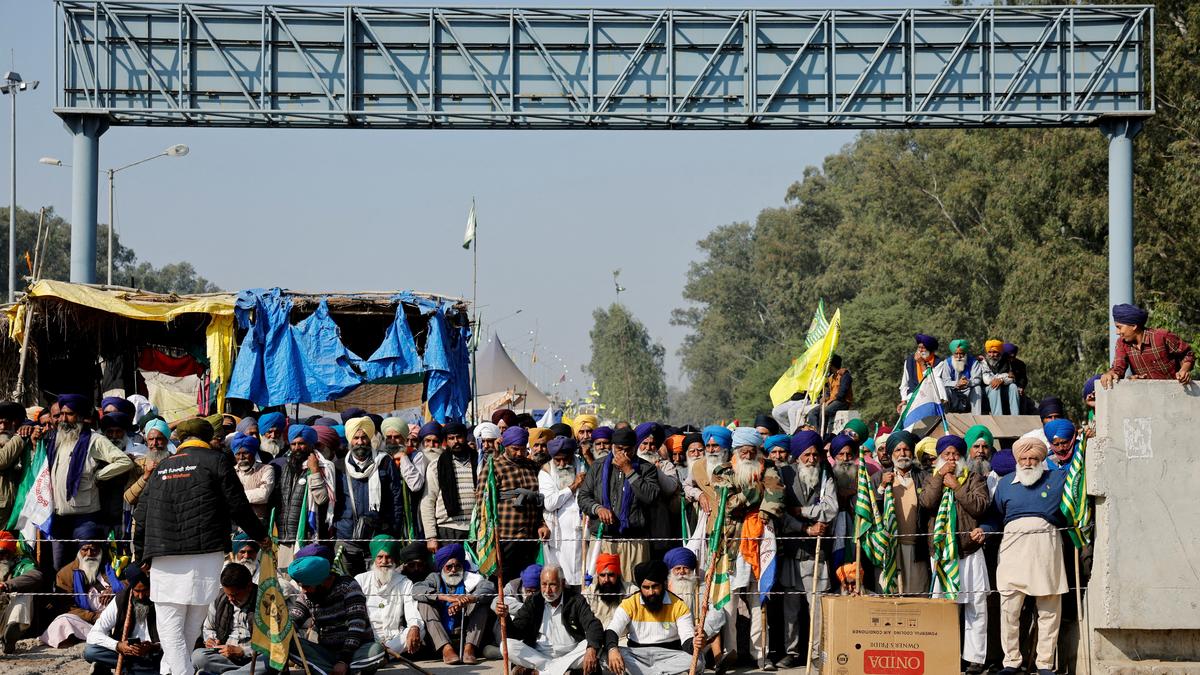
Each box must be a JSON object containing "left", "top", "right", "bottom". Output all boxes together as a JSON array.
[
  {"left": 495, "top": 564, "right": 603, "bottom": 675},
  {"left": 134, "top": 418, "right": 268, "bottom": 675}
]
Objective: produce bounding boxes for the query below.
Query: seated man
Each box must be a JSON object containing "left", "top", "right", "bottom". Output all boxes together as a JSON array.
[
  {"left": 227, "top": 533, "right": 262, "bottom": 583},
  {"left": 353, "top": 535, "right": 424, "bottom": 656},
  {"left": 935, "top": 339, "right": 982, "bottom": 414},
  {"left": 664, "top": 547, "right": 730, "bottom": 671},
  {"left": 0, "top": 531, "right": 43, "bottom": 653},
  {"left": 83, "top": 569, "right": 161, "bottom": 675},
  {"left": 582, "top": 553, "right": 631, "bottom": 628},
  {"left": 42, "top": 524, "right": 124, "bottom": 647},
  {"left": 605, "top": 561, "right": 696, "bottom": 675},
  {"left": 413, "top": 543, "right": 495, "bottom": 665},
  {"left": 286, "top": 554, "right": 386, "bottom": 675},
  {"left": 497, "top": 564, "right": 603, "bottom": 675},
  {"left": 192, "top": 563, "right": 257, "bottom": 674}
]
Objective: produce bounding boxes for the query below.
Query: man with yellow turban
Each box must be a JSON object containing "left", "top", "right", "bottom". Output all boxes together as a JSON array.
[
  {"left": 979, "top": 339, "right": 1020, "bottom": 415},
  {"left": 573, "top": 414, "right": 599, "bottom": 461},
  {"left": 334, "top": 416, "right": 403, "bottom": 574}
]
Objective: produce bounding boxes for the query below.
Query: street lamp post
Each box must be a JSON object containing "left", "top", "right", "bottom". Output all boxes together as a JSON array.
[
  {"left": 41, "top": 144, "right": 189, "bottom": 286},
  {"left": 3, "top": 71, "right": 39, "bottom": 303}
]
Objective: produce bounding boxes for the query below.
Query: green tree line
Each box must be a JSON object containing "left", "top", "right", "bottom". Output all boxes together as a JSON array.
[
  {"left": 0, "top": 205, "right": 218, "bottom": 295},
  {"left": 672, "top": 1, "right": 1200, "bottom": 425}
]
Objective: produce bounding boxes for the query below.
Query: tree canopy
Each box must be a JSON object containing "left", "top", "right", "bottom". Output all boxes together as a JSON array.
[
  {"left": 0, "top": 206, "right": 219, "bottom": 295},
  {"left": 673, "top": 2, "right": 1200, "bottom": 425},
  {"left": 586, "top": 303, "right": 669, "bottom": 423}
]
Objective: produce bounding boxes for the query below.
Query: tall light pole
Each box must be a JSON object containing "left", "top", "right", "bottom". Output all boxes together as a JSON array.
[
  {"left": 41, "top": 144, "right": 189, "bottom": 286},
  {"left": 2, "top": 71, "right": 39, "bottom": 303}
]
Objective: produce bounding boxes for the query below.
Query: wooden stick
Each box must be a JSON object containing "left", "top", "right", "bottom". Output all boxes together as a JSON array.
[
  {"left": 248, "top": 651, "right": 257, "bottom": 675},
  {"left": 759, "top": 605, "right": 769, "bottom": 666},
  {"left": 689, "top": 528, "right": 722, "bottom": 675},
  {"left": 290, "top": 627, "right": 314, "bottom": 675},
  {"left": 114, "top": 590, "right": 136, "bottom": 675},
  {"left": 805, "top": 535, "right": 823, "bottom": 675},
  {"left": 579, "top": 514, "right": 589, "bottom": 587},
  {"left": 1076, "top": 546, "right": 1094, "bottom": 675},
  {"left": 385, "top": 646, "right": 436, "bottom": 675},
  {"left": 493, "top": 537, "right": 512, "bottom": 675}
]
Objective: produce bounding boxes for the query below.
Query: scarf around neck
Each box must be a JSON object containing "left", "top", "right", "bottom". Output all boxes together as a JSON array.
[
  {"left": 343, "top": 451, "right": 383, "bottom": 517},
  {"left": 47, "top": 426, "right": 94, "bottom": 501},
  {"left": 600, "top": 453, "right": 640, "bottom": 534}
]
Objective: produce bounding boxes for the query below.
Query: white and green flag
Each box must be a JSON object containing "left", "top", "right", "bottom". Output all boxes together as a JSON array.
[{"left": 463, "top": 199, "right": 477, "bottom": 249}]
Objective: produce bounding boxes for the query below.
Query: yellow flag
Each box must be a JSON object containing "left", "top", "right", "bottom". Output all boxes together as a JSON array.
[
  {"left": 769, "top": 301, "right": 832, "bottom": 406},
  {"left": 251, "top": 546, "right": 294, "bottom": 670},
  {"left": 802, "top": 309, "right": 842, "bottom": 398}
]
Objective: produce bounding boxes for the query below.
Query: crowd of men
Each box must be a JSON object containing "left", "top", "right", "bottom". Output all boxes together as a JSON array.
[{"left": 0, "top": 302, "right": 1191, "bottom": 675}]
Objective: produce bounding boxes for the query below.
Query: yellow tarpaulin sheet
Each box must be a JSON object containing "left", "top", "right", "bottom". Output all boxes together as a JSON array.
[{"left": 7, "top": 280, "right": 238, "bottom": 412}]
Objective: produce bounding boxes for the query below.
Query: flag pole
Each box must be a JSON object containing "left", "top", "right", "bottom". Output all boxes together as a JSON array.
[
  {"left": 1076, "top": 546, "right": 1093, "bottom": 675},
  {"left": 805, "top": 535, "right": 823, "bottom": 675},
  {"left": 493, "top": 530, "right": 512, "bottom": 675},
  {"left": 471, "top": 197, "right": 479, "bottom": 426},
  {"left": 689, "top": 524, "right": 723, "bottom": 675}
]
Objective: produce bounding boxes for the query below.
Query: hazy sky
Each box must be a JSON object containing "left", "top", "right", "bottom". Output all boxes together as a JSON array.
[{"left": 0, "top": 0, "right": 913, "bottom": 399}]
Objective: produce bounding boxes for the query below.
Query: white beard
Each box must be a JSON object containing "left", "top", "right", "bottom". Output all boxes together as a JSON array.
[
  {"left": 953, "top": 355, "right": 967, "bottom": 370},
  {"left": 638, "top": 451, "right": 658, "bottom": 464},
  {"left": 240, "top": 559, "right": 260, "bottom": 577},
  {"left": 441, "top": 571, "right": 464, "bottom": 586},
  {"left": 555, "top": 467, "right": 575, "bottom": 490},
  {"left": 261, "top": 438, "right": 282, "bottom": 457},
  {"left": 732, "top": 459, "right": 760, "bottom": 489},
  {"left": 1016, "top": 465, "right": 1045, "bottom": 487},
  {"left": 592, "top": 449, "right": 609, "bottom": 462},
  {"left": 966, "top": 458, "right": 991, "bottom": 476},
  {"left": 235, "top": 458, "right": 256, "bottom": 474},
  {"left": 797, "top": 464, "right": 821, "bottom": 490},
  {"left": 78, "top": 556, "right": 102, "bottom": 584},
  {"left": 686, "top": 457, "right": 701, "bottom": 474},
  {"left": 934, "top": 458, "right": 966, "bottom": 481},
  {"left": 374, "top": 565, "right": 395, "bottom": 585},
  {"left": 894, "top": 457, "right": 914, "bottom": 471},
  {"left": 705, "top": 453, "right": 725, "bottom": 480},
  {"left": 668, "top": 573, "right": 699, "bottom": 601}
]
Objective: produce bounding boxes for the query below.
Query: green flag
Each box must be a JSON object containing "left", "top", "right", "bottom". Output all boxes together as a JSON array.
[
  {"left": 466, "top": 456, "right": 500, "bottom": 577},
  {"left": 251, "top": 545, "right": 295, "bottom": 670},
  {"left": 707, "top": 487, "right": 732, "bottom": 610},
  {"left": 930, "top": 487, "right": 960, "bottom": 599},
  {"left": 1061, "top": 421, "right": 1093, "bottom": 549},
  {"left": 853, "top": 455, "right": 898, "bottom": 593}
]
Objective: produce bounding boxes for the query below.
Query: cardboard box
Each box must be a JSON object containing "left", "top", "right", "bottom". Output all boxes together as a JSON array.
[{"left": 820, "top": 595, "right": 960, "bottom": 675}]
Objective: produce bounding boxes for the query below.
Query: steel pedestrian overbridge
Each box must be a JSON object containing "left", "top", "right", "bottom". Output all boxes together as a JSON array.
[
  {"left": 55, "top": 2, "right": 1151, "bottom": 129},
  {"left": 50, "top": 2, "right": 1153, "bottom": 354}
]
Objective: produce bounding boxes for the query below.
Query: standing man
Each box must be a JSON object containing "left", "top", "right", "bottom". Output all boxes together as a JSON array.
[
  {"left": 48, "top": 394, "right": 135, "bottom": 569},
  {"left": 776, "top": 431, "right": 837, "bottom": 668},
  {"left": 574, "top": 414, "right": 599, "bottom": 463},
  {"left": 994, "top": 438, "right": 1070, "bottom": 675},
  {"left": 334, "top": 416, "right": 400, "bottom": 573},
  {"left": 872, "top": 431, "right": 931, "bottom": 595},
  {"left": 382, "top": 417, "right": 426, "bottom": 540},
  {"left": 272, "top": 425, "right": 332, "bottom": 564},
  {"left": 134, "top": 417, "right": 268, "bottom": 675},
  {"left": 919, "top": 435, "right": 991, "bottom": 674},
  {"left": 577, "top": 427, "right": 660, "bottom": 583},
  {"left": 1102, "top": 303, "right": 1195, "bottom": 386},
  {"left": 541, "top": 436, "right": 585, "bottom": 587},
  {"left": 805, "top": 354, "right": 854, "bottom": 434},
  {"left": 493, "top": 426, "right": 551, "bottom": 583},
  {"left": 0, "top": 403, "right": 36, "bottom": 528},
  {"left": 421, "top": 422, "right": 477, "bottom": 553},
  {"left": 257, "top": 412, "right": 288, "bottom": 458}
]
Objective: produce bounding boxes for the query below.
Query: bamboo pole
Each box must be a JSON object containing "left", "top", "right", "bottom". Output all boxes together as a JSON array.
[
  {"left": 113, "top": 591, "right": 136, "bottom": 675},
  {"left": 493, "top": 536, "right": 512, "bottom": 675},
  {"left": 1077, "top": 546, "right": 1094, "bottom": 675},
  {"left": 688, "top": 527, "right": 723, "bottom": 675},
  {"left": 290, "top": 628, "right": 314, "bottom": 675},
  {"left": 805, "top": 535, "right": 823, "bottom": 675}
]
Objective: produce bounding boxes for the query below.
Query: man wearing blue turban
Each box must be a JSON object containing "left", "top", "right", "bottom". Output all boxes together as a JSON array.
[
  {"left": 412, "top": 543, "right": 496, "bottom": 664},
  {"left": 287, "top": 555, "right": 386, "bottom": 674},
  {"left": 1043, "top": 419, "right": 1077, "bottom": 472},
  {"left": 268, "top": 424, "right": 331, "bottom": 565},
  {"left": 632, "top": 423, "right": 681, "bottom": 565},
  {"left": 710, "top": 428, "right": 784, "bottom": 670},
  {"left": 231, "top": 431, "right": 275, "bottom": 522},
  {"left": 256, "top": 411, "right": 288, "bottom": 457},
  {"left": 1102, "top": 302, "right": 1195, "bottom": 388}
]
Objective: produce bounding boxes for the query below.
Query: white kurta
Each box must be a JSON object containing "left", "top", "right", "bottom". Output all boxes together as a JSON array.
[
  {"left": 354, "top": 569, "right": 424, "bottom": 649},
  {"left": 540, "top": 468, "right": 584, "bottom": 586},
  {"left": 997, "top": 516, "right": 1067, "bottom": 596}
]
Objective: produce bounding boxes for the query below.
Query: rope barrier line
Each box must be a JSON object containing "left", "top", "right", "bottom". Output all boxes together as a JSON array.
[
  {"left": 0, "top": 586, "right": 1091, "bottom": 600},
  {"left": 27, "top": 526, "right": 1081, "bottom": 546}
]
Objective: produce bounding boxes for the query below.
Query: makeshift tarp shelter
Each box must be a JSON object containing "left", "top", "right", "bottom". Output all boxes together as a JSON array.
[
  {"left": 473, "top": 332, "right": 551, "bottom": 416},
  {"left": 3, "top": 281, "right": 470, "bottom": 422}
]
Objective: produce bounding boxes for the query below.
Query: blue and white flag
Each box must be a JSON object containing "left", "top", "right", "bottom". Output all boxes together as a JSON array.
[
  {"left": 901, "top": 366, "right": 945, "bottom": 431},
  {"left": 757, "top": 519, "right": 777, "bottom": 605}
]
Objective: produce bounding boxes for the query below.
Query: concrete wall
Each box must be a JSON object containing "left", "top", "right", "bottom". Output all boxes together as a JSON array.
[{"left": 1087, "top": 379, "right": 1200, "bottom": 669}]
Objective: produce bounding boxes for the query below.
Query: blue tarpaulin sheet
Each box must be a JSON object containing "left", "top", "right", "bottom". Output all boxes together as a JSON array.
[{"left": 227, "top": 288, "right": 471, "bottom": 421}]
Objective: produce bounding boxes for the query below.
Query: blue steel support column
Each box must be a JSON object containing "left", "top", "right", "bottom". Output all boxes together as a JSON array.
[
  {"left": 62, "top": 115, "right": 108, "bottom": 284},
  {"left": 1101, "top": 118, "right": 1144, "bottom": 360}
]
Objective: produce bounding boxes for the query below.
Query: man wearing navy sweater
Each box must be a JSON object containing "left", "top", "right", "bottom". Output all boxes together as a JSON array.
[{"left": 992, "top": 437, "right": 1069, "bottom": 675}]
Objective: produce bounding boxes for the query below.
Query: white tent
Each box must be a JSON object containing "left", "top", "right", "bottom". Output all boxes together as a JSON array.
[{"left": 473, "top": 332, "right": 551, "bottom": 414}]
